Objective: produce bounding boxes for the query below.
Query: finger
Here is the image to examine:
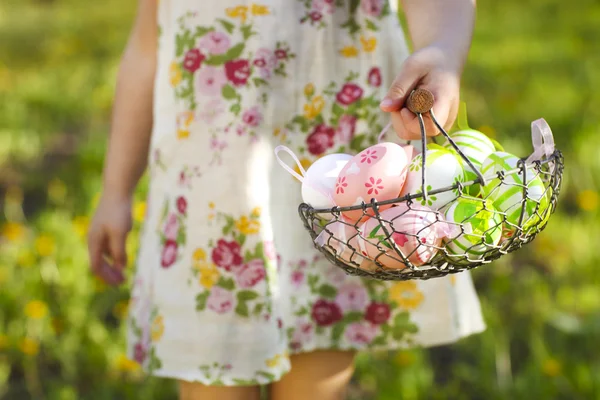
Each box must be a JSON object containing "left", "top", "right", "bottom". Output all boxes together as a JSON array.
[
  {"left": 108, "top": 229, "right": 128, "bottom": 271},
  {"left": 380, "top": 58, "right": 423, "bottom": 112},
  {"left": 88, "top": 228, "right": 105, "bottom": 276},
  {"left": 98, "top": 258, "right": 125, "bottom": 285}
]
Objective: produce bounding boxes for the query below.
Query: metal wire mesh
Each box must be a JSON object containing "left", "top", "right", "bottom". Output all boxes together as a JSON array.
[{"left": 298, "top": 89, "right": 564, "bottom": 281}]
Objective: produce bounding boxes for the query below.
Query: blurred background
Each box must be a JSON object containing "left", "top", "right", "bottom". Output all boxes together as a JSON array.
[{"left": 0, "top": 0, "right": 599, "bottom": 399}]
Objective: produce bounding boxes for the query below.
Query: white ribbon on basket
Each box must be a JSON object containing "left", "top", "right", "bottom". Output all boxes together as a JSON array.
[{"left": 526, "top": 118, "right": 555, "bottom": 164}]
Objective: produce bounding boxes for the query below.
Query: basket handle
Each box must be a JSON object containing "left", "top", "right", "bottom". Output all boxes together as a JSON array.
[
  {"left": 525, "top": 118, "right": 555, "bottom": 164},
  {"left": 405, "top": 89, "right": 488, "bottom": 201}
]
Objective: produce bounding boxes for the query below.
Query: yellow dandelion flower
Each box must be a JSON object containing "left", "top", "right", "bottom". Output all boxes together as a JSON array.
[
  {"left": 169, "top": 61, "right": 182, "bottom": 87},
  {"left": 5, "top": 185, "right": 23, "bottom": 205},
  {"left": 226, "top": 5, "right": 248, "bottom": 22},
  {"left": 303, "top": 95, "right": 325, "bottom": 120},
  {"left": 116, "top": 354, "right": 141, "bottom": 372},
  {"left": 113, "top": 300, "right": 130, "bottom": 320},
  {"left": 394, "top": 351, "right": 415, "bottom": 367},
  {"left": 251, "top": 3, "right": 270, "bottom": 15},
  {"left": 292, "top": 158, "right": 312, "bottom": 182},
  {"left": 304, "top": 83, "right": 315, "bottom": 98},
  {"left": 1, "top": 221, "right": 26, "bottom": 242},
  {"left": 0, "top": 334, "right": 9, "bottom": 350},
  {"left": 235, "top": 216, "right": 261, "bottom": 235},
  {"left": 133, "top": 201, "right": 147, "bottom": 223},
  {"left": 193, "top": 248, "right": 207, "bottom": 261},
  {"left": 577, "top": 190, "right": 598, "bottom": 212},
  {"left": 25, "top": 300, "right": 49, "bottom": 319},
  {"left": 199, "top": 262, "right": 220, "bottom": 289},
  {"left": 19, "top": 337, "right": 39, "bottom": 356},
  {"left": 251, "top": 207, "right": 261, "bottom": 218},
  {"left": 151, "top": 315, "right": 165, "bottom": 342},
  {"left": 542, "top": 358, "right": 562, "bottom": 377},
  {"left": 72, "top": 216, "right": 90, "bottom": 238},
  {"left": 360, "top": 36, "right": 377, "bottom": 53},
  {"left": 17, "top": 250, "right": 36, "bottom": 268},
  {"left": 389, "top": 281, "right": 424, "bottom": 310},
  {"left": 339, "top": 46, "right": 359, "bottom": 58},
  {"left": 35, "top": 235, "right": 55, "bottom": 257},
  {"left": 265, "top": 354, "right": 282, "bottom": 368},
  {"left": 47, "top": 178, "right": 67, "bottom": 202}
]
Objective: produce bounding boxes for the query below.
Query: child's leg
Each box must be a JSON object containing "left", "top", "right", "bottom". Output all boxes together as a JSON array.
[
  {"left": 269, "top": 350, "right": 356, "bottom": 400},
  {"left": 179, "top": 381, "right": 261, "bottom": 400}
]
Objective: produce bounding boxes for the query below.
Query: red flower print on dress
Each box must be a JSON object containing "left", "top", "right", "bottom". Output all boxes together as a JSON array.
[
  {"left": 207, "top": 287, "right": 236, "bottom": 314},
  {"left": 360, "top": 149, "right": 378, "bottom": 164},
  {"left": 361, "top": 0, "right": 384, "bottom": 17},
  {"left": 311, "top": 299, "right": 343, "bottom": 326},
  {"left": 392, "top": 232, "right": 409, "bottom": 247},
  {"left": 336, "top": 114, "right": 357, "bottom": 143},
  {"left": 365, "top": 177, "right": 384, "bottom": 195},
  {"left": 336, "top": 83, "right": 364, "bottom": 105},
  {"left": 195, "top": 66, "right": 228, "bottom": 97},
  {"left": 309, "top": 10, "right": 323, "bottom": 22},
  {"left": 211, "top": 239, "right": 243, "bottom": 271},
  {"left": 275, "top": 49, "right": 288, "bottom": 59},
  {"left": 225, "top": 59, "right": 251, "bottom": 86},
  {"left": 198, "top": 31, "right": 231, "bottom": 55},
  {"left": 242, "top": 106, "right": 263, "bottom": 127},
  {"left": 161, "top": 239, "right": 178, "bottom": 268},
  {"left": 176, "top": 196, "right": 187, "bottom": 214},
  {"left": 336, "top": 176, "right": 348, "bottom": 194},
  {"left": 367, "top": 67, "right": 382, "bottom": 87},
  {"left": 133, "top": 342, "right": 147, "bottom": 364},
  {"left": 306, "top": 124, "right": 335, "bottom": 155},
  {"left": 365, "top": 302, "right": 391, "bottom": 325},
  {"left": 235, "top": 259, "right": 266, "bottom": 288},
  {"left": 164, "top": 213, "right": 179, "bottom": 241},
  {"left": 335, "top": 282, "right": 369, "bottom": 312},
  {"left": 183, "top": 48, "right": 205, "bottom": 73},
  {"left": 345, "top": 322, "right": 378, "bottom": 344}
]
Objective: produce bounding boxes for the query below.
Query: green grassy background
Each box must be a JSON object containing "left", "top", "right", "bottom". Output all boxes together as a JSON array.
[{"left": 1, "top": 0, "right": 599, "bottom": 398}]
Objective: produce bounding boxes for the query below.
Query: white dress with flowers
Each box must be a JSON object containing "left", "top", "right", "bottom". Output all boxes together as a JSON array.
[{"left": 127, "top": 0, "right": 486, "bottom": 385}]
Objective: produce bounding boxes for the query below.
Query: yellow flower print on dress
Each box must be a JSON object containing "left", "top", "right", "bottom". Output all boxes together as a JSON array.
[
  {"left": 389, "top": 281, "right": 425, "bottom": 310},
  {"left": 304, "top": 83, "right": 315, "bottom": 98},
  {"left": 303, "top": 95, "right": 325, "bottom": 120},
  {"left": 265, "top": 353, "right": 282, "bottom": 368},
  {"left": 151, "top": 315, "right": 165, "bottom": 342},
  {"left": 360, "top": 36, "right": 377, "bottom": 53},
  {"left": 177, "top": 111, "right": 194, "bottom": 139},
  {"left": 251, "top": 207, "right": 261, "bottom": 218},
  {"left": 235, "top": 216, "right": 260, "bottom": 235},
  {"left": 197, "top": 262, "right": 220, "bottom": 289},
  {"left": 193, "top": 248, "right": 207, "bottom": 261},
  {"left": 339, "top": 46, "right": 359, "bottom": 58},
  {"left": 250, "top": 3, "right": 270, "bottom": 16},
  {"left": 169, "top": 62, "right": 182, "bottom": 87},
  {"left": 226, "top": 5, "right": 249, "bottom": 22}
]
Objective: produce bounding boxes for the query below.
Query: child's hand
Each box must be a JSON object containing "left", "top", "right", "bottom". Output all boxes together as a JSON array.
[
  {"left": 380, "top": 45, "right": 462, "bottom": 140},
  {"left": 87, "top": 194, "right": 133, "bottom": 285}
]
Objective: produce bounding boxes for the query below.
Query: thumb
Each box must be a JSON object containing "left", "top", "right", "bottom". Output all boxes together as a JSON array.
[{"left": 380, "top": 58, "right": 423, "bottom": 112}]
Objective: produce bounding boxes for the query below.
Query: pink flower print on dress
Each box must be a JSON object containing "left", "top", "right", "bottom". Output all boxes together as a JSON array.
[
  {"left": 365, "top": 302, "right": 391, "bottom": 325},
  {"left": 133, "top": 342, "right": 147, "bottom": 364},
  {"left": 275, "top": 49, "right": 288, "bottom": 60},
  {"left": 335, "top": 282, "right": 369, "bottom": 312},
  {"left": 236, "top": 125, "right": 247, "bottom": 136},
  {"left": 360, "top": 0, "right": 384, "bottom": 17},
  {"left": 367, "top": 67, "right": 382, "bottom": 87},
  {"left": 195, "top": 66, "right": 228, "bottom": 97},
  {"left": 345, "top": 322, "right": 378, "bottom": 344},
  {"left": 225, "top": 59, "right": 251, "bottom": 86},
  {"left": 198, "top": 31, "right": 231, "bottom": 55},
  {"left": 161, "top": 239, "right": 178, "bottom": 268},
  {"left": 235, "top": 259, "right": 266, "bottom": 288},
  {"left": 336, "top": 83, "right": 363, "bottom": 105},
  {"left": 336, "top": 176, "right": 348, "bottom": 194},
  {"left": 360, "top": 148, "right": 379, "bottom": 164},
  {"left": 291, "top": 270, "right": 305, "bottom": 288},
  {"left": 336, "top": 114, "right": 357, "bottom": 143},
  {"left": 312, "top": 0, "right": 335, "bottom": 14},
  {"left": 164, "top": 213, "right": 179, "bottom": 240},
  {"left": 309, "top": 10, "right": 323, "bottom": 22},
  {"left": 207, "top": 287, "right": 236, "bottom": 314},
  {"left": 183, "top": 48, "right": 205, "bottom": 73},
  {"left": 242, "top": 106, "right": 263, "bottom": 127},
  {"left": 263, "top": 241, "right": 277, "bottom": 261},
  {"left": 290, "top": 318, "right": 314, "bottom": 350},
  {"left": 197, "top": 98, "right": 225, "bottom": 124},
  {"left": 176, "top": 196, "right": 187, "bottom": 215},
  {"left": 365, "top": 177, "right": 384, "bottom": 195},
  {"left": 211, "top": 239, "right": 243, "bottom": 271},
  {"left": 210, "top": 137, "right": 227, "bottom": 151},
  {"left": 253, "top": 48, "right": 277, "bottom": 79},
  {"left": 306, "top": 124, "right": 335, "bottom": 155}
]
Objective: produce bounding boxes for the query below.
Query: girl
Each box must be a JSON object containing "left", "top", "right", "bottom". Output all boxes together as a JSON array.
[{"left": 88, "top": 0, "right": 485, "bottom": 399}]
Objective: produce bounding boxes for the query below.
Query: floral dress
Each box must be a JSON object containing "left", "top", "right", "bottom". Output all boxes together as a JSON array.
[{"left": 127, "top": 0, "right": 486, "bottom": 386}]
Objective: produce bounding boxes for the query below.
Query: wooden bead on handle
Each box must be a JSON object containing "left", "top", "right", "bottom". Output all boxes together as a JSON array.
[{"left": 406, "top": 88, "right": 434, "bottom": 114}]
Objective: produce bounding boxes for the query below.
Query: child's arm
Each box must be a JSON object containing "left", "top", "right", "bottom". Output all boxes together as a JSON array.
[
  {"left": 88, "top": 0, "right": 157, "bottom": 285},
  {"left": 380, "top": 0, "right": 476, "bottom": 139}
]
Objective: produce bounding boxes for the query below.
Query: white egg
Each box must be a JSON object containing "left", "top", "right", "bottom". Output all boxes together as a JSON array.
[{"left": 302, "top": 153, "right": 353, "bottom": 211}]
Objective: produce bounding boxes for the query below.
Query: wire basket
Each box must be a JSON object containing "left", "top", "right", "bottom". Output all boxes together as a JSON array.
[{"left": 298, "top": 89, "right": 564, "bottom": 281}]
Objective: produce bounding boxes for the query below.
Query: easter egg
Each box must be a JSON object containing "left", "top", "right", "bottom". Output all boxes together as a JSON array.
[
  {"left": 301, "top": 153, "right": 353, "bottom": 213},
  {"left": 442, "top": 197, "right": 503, "bottom": 260},
  {"left": 357, "top": 204, "right": 446, "bottom": 270},
  {"left": 315, "top": 218, "right": 372, "bottom": 269},
  {"left": 442, "top": 129, "right": 496, "bottom": 196},
  {"left": 480, "top": 152, "right": 550, "bottom": 239},
  {"left": 400, "top": 145, "right": 465, "bottom": 210},
  {"left": 333, "top": 142, "right": 409, "bottom": 221}
]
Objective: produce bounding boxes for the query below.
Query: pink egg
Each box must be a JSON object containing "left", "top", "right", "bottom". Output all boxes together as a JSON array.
[
  {"left": 333, "top": 142, "right": 409, "bottom": 221},
  {"left": 315, "top": 218, "right": 373, "bottom": 270},
  {"left": 357, "top": 204, "right": 446, "bottom": 270}
]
